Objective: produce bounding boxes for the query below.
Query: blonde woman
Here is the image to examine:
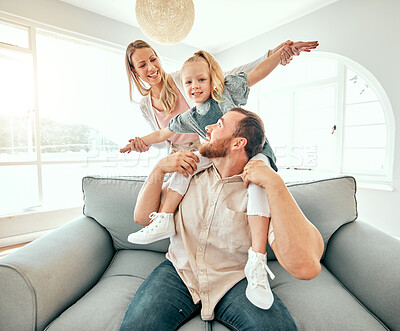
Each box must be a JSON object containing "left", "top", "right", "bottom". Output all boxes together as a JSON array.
[{"left": 122, "top": 39, "right": 316, "bottom": 155}]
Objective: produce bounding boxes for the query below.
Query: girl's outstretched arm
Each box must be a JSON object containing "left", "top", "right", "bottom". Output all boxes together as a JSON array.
[
  {"left": 247, "top": 40, "right": 319, "bottom": 87},
  {"left": 120, "top": 128, "right": 175, "bottom": 153},
  {"left": 247, "top": 50, "right": 281, "bottom": 87},
  {"left": 141, "top": 127, "right": 175, "bottom": 146}
]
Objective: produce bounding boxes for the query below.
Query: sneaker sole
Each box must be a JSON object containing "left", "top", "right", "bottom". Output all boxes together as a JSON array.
[{"left": 127, "top": 229, "right": 176, "bottom": 245}]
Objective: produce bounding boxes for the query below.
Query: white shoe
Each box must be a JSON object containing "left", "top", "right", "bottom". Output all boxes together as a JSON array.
[
  {"left": 127, "top": 212, "right": 176, "bottom": 244},
  {"left": 244, "top": 247, "right": 275, "bottom": 309}
]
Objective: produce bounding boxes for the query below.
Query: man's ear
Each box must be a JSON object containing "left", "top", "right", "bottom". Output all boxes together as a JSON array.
[{"left": 232, "top": 137, "right": 247, "bottom": 151}]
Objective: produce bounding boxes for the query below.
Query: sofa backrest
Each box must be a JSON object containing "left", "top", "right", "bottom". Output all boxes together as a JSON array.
[
  {"left": 286, "top": 176, "right": 358, "bottom": 258},
  {"left": 82, "top": 175, "right": 358, "bottom": 256},
  {"left": 83, "top": 176, "right": 170, "bottom": 252}
]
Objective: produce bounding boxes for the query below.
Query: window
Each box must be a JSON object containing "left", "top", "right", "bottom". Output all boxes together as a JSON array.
[
  {"left": 249, "top": 52, "right": 394, "bottom": 187},
  {"left": 0, "top": 18, "right": 178, "bottom": 216}
]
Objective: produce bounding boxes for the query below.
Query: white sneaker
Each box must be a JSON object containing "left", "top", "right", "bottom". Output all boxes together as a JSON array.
[
  {"left": 244, "top": 247, "right": 275, "bottom": 309},
  {"left": 127, "top": 212, "right": 176, "bottom": 244}
]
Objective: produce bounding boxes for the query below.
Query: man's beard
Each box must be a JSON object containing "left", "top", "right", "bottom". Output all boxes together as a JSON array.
[{"left": 199, "top": 137, "right": 232, "bottom": 159}]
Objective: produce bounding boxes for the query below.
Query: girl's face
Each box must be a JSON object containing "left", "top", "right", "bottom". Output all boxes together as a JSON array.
[
  {"left": 131, "top": 47, "right": 162, "bottom": 86},
  {"left": 181, "top": 60, "right": 212, "bottom": 106}
]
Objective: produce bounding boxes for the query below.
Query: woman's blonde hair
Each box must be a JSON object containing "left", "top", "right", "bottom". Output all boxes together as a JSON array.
[
  {"left": 125, "top": 40, "right": 177, "bottom": 114},
  {"left": 182, "top": 50, "right": 225, "bottom": 102}
]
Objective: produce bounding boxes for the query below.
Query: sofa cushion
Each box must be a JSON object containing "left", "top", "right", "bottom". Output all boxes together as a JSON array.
[
  {"left": 286, "top": 176, "right": 357, "bottom": 258},
  {"left": 46, "top": 249, "right": 385, "bottom": 331},
  {"left": 269, "top": 261, "right": 387, "bottom": 330},
  {"left": 45, "top": 250, "right": 215, "bottom": 331},
  {"left": 83, "top": 176, "right": 170, "bottom": 252}
]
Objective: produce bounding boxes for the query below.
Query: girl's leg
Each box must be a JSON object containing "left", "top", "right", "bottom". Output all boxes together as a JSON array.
[
  {"left": 167, "top": 151, "right": 212, "bottom": 196},
  {"left": 247, "top": 153, "right": 273, "bottom": 255},
  {"left": 160, "top": 189, "right": 185, "bottom": 214},
  {"left": 127, "top": 152, "right": 212, "bottom": 245},
  {"left": 248, "top": 215, "right": 269, "bottom": 254},
  {"left": 245, "top": 153, "right": 275, "bottom": 310},
  {"left": 247, "top": 153, "right": 271, "bottom": 218}
]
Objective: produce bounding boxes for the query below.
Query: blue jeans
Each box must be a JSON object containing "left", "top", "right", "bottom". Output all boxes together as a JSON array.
[{"left": 120, "top": 260, "right": 297, "bottom": 331}]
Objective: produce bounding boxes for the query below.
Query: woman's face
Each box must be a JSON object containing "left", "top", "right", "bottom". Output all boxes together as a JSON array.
[
  {"left": 181, "top": 60, "right": 212, "bottom": 106},
  {"left": 131, "top": 47, "right": 162, "bottom": 86}
]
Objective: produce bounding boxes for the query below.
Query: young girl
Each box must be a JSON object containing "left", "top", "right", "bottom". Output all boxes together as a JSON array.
[{"left": 122, "top": 43, "right": 318, "bottom": 310}]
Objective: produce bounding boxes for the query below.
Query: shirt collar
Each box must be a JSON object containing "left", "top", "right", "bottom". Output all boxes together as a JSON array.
[{"left": 211, "top": 163, "right": 243, "bottom": 183}]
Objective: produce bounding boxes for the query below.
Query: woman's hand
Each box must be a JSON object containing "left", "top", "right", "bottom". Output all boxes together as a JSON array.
[
  {"left": 291, "top": 41, "right": 319, "bottom": 55},
  {"left": 155, "top": 151, "right": 200, "bottom": 178},
  {"left": 270, "top": 40, "right": 319, "bottom": 66},
  {"left": 243, "top": 160, "right": 278, "bottom": 189}
]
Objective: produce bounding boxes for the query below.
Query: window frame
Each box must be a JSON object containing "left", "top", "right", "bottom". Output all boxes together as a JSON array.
[
  {"left": 254, "top": 51, "right": 395, "bottom": 189},
  {"left": 0, "top": 13, "right": 179, "bottom": 217}
]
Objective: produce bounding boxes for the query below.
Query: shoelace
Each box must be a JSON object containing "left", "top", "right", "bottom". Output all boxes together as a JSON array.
[
  {"left": 139, "top": 212, "right": 162, "bottom": 233},
  {"left": 149, "top": 212, "right": 158, "bottom": 223},
  {"left": 248, "top": 256, "right": 275, "bottom": 288}
]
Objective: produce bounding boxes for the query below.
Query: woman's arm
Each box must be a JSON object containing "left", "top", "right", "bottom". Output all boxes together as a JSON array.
[
  {"left": 134, "top": 151, "right": 200, "bottom": 224},
  {"left": 140, "top": 127, "right": 175, "bottom": 146},
  {"left": 243, "top": 160, "right": 324, "bottom": 280}
]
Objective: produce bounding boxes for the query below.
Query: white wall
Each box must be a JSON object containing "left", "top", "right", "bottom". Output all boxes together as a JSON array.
[{"left": 216, "top": 0, "right": 400, "bottom": 237}]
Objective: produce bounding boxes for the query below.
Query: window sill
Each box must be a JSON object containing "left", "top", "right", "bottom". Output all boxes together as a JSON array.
[
  {"left": 0, "top": 205, "right": 82, "bottom": 248},
  {"left": 0, "top": 204, "right": 82, "bottom": 220},
  {"left": 279, "top": 168, "right": 393, "bottom": 191}
]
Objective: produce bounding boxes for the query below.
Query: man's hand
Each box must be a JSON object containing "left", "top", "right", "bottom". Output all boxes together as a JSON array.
[
  {"left": 155, "top": 151, "right": 200, "bottom": 178},
  {"left": 243, "top": 160, "right": 278, "bottom": 189}
]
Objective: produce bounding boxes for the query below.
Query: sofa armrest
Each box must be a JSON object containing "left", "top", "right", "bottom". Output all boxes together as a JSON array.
[
  {"left": 0, "top": 215, "right": 114, "bottom": 331},
  {"left": 324, "top": 220, "right": 400, "bottom": 330}
]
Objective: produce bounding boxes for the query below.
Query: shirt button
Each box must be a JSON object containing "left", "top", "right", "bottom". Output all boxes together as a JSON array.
[
  {"left": 203, "top": 225, "right": 207, "bottom": 230},
  {"left": 199, "top": 247, "right": 203, "bottom": 251}
]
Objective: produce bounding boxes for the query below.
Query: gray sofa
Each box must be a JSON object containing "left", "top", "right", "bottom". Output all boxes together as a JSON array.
[{"left": 1, "top": 175, "right": 399, "bottom": 331}]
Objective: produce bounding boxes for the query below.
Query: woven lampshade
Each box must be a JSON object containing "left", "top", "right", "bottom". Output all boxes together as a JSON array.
[{"left": 136, "top": 0, "right": 195, "bottom": 45}]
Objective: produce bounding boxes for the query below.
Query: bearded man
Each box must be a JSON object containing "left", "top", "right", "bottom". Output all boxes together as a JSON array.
[{"left": 120, "top": 108, "right": 324, "bottom": 330}]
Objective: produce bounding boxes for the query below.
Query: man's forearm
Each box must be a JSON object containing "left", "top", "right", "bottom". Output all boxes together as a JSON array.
[
  {"left": 134, "top": 167, "right": 166, "bottom": 225},
  {"left": 266, "top": 175, "right": 324, "bottom": 279}
]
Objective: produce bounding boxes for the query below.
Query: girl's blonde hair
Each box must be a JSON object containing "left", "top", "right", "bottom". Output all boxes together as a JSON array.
[
  {"left": 125, "top": 40, "right": 177, "bottom": 114},
  {"left": 182, "top": 50, "right": 225, "bottom": 102}
]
